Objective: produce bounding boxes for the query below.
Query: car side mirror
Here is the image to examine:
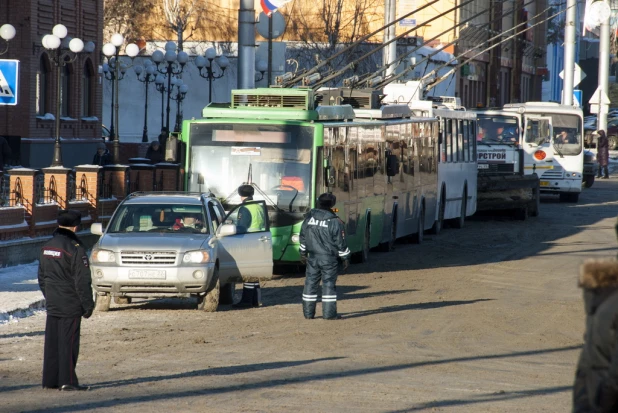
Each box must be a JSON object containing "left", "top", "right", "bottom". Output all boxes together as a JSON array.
[
  {"left": 217, "top": 223, "right": 237, "bottom": 237},
  {"left": 91, "top": 223, "right": 104, "bottom": 236}
]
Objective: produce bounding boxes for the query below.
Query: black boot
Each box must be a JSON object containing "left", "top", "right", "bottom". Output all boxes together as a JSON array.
[
  {"left": 233, "top": 282, "right": 260, "bottom": 308},
  {"left": 302, "top": 294, "right": 317, "bottom": 319}
]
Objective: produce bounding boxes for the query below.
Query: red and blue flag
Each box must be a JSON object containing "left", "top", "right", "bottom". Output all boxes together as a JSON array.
[{"left": 260, "top": 0, "right": 293, "bottom": 16}]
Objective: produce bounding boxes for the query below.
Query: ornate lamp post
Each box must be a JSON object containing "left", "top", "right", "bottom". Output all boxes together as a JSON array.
[
  {"left": 134, "top": 60, "right": 157, "bottom": 143},
  {"left": 42, "top": 24, "right": 92, "bottom": 167},
  {"left": 154, "top": 74, "right": 166, "bottom": 138},
  {"left": 195, "top": 47, "right": 229, "bottom": 103},
  {"left": 0, "top": 24, "right": 16, "bottom": 55},
  {"left": 170, "top": 78, "right": 189, "bottom": 133},
  {"left": 152, "top": 41, "right": 189, "bottom": 137},
  {"left": 102, "top": 33, "right": 139, "bottom": 163}
]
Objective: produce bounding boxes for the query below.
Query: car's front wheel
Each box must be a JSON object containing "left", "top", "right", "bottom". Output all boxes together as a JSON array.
[{"left": 197, "top": 267, "right": 220, "bottom": 312}]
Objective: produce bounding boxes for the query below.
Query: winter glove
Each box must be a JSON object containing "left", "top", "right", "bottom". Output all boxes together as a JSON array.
[
  {"left": 342, "top": 259, "right": 349, "bottom": 272},
  {"left": 83, "top": 309, "right": 93, "bottom": 319},
  {"left": 300, "top": 252, "right": 307, "bottom": 265}
]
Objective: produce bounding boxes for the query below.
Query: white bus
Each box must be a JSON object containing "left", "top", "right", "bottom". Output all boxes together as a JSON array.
[
  {"left": 478, "top": 102, "right": 584, "bottom": 202},
  {"left": 403, "top": 97, "right": 478, "bottom": 233}
]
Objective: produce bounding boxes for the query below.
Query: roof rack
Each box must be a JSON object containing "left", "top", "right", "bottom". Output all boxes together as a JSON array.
[{"left": 127, "top": 191, "right": 212, "bottom": 198}]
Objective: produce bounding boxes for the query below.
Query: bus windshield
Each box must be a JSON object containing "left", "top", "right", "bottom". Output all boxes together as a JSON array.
[
  {"left": 477, "top": 115, "right": 519, "bottom": 144},
  {"left": 187, "top": 123, "right": 314, "bottom": 213},
  {"left": 549, "top": 114, "right": 582, "bottom": 156}
]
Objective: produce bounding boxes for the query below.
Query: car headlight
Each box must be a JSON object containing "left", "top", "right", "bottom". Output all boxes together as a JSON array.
[
  {"left": 91, "top": 249, "right": 116, "bottom": 263},
  {"left": 182, "top": 250, "right": 210, "bottom": 264},
  {"left": 290, "top": 233, "right": 300, "bottom": 243}
]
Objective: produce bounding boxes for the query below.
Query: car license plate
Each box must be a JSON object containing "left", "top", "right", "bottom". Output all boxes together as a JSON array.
[
  {"left": 477, "top": 164, "right": 489, "bottom": 169},
  {"left": 540, "top": 181, "right": 550, "bottom": 187},
  {"left": 128, "top": 269, "right": 166, "bottom": 279}
]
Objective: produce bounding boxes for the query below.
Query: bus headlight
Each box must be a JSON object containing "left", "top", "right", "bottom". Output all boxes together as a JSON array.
[
  {"left": 91, "top": 249, "right": 116, "bottom": 263},
  {"left": 291, "top": 233, "right": 300, "bottom": 243},
  {"left": 183, "top": 250, "right": 210, "bottom": 264}
]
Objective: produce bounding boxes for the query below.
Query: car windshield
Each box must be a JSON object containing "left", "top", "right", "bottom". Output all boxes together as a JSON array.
[
  {"left": 477, "top": 115, "right": 519, "bottom": 144},
  {"left": 106, "top": 204, "right": 209, "bottom": 234}
]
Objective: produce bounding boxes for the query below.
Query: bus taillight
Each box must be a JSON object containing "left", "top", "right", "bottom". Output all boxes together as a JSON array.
[{"left": 533, "top": 150, "right": 546, "bottom": 161}]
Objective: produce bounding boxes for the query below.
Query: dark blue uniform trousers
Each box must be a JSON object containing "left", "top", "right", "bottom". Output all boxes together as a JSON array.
[
  {"left": 302, "top": 255, "right": 339, "bottom": 319},
  {"left": 42, "top": 315, "right": 82, "bottom": 388}
]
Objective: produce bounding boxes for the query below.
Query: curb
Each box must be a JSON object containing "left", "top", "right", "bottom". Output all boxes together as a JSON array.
[{"left": 0, "top": 299, "right": 46, "bottom": 324}]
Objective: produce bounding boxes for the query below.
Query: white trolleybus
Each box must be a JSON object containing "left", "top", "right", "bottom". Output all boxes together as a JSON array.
[
  {"left": 383, "top": 85, "right": 478, "bottom": 233},
  {"left": 477, "top": 102, "right": 584, "bottom": 202}
]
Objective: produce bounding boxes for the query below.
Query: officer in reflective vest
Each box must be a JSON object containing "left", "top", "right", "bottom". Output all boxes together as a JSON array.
[
  {"left": 299, "top": 193, "right": 350, "bottom": 320},
  {"left": 233, "top": 184, "right": 265, "bottom": 308}
]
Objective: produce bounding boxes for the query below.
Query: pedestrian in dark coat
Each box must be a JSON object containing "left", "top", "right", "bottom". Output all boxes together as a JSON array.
[
  {"left": 145, "top": 140, "right": 164, "bottom": 164},
  {"left": 38, "top": 210, "right": 94, "bottom": 391},
  {"left": 572, "top": 253, "right": 618, "bottom": 411},
  {"left": 0, "top": 136, "right": 12, "bottom": 171},
  {"left": 92, "top": 142, "right": 112, "bottom": 166},
  {"left": 597, "top": 130, "right": 610, "bottom": 179},
  {"left": 299, "top": 193, "right": 350, "bottom": 320}
]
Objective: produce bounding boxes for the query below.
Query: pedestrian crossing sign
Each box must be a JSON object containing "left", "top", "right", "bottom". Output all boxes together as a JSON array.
[{"left": 0, "top": 59, "right": 19, "bottom": 106}]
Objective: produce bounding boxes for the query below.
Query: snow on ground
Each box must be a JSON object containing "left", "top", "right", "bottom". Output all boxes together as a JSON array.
[{"left": 0, "top": 262, "right": 45, "bottom": 325}]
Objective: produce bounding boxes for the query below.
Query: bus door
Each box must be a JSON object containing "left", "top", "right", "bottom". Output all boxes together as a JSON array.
[{"left": 523, "top": 116, "right": 553, "bottom": 176}]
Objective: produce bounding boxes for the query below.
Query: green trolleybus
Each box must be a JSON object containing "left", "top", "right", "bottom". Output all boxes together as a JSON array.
[{"left": 180, "top": 88, "right": 442, "bottom": 265}]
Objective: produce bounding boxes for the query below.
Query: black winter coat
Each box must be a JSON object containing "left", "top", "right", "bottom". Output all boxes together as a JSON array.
[
  {"left": 146, "top": 144, "right": 164, "bottom": 164},
  {"left": 573, "top": 260, "right": 618, "bottom": 412},
  {"left": 92, "top": 149, "right": 112, "bottom": 166},
  {"left": 299, "top": 208, "right": 350, "bottom": 261},
  {"left": 37, "top": 228, "right": 94, "bottom": 318}
]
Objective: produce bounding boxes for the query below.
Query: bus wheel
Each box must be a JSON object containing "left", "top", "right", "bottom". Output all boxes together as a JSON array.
[
  {"left": 452, "top": 191, "right": 466, "bottom": 229},
  {"left": 429, "top": 196, "right": 445, "bottom": 235},
  {"left": 412, "top": 207, "right": 424, "bottom": 244},
  {"left": 353, "top": 224, "right": 371, "bottom": 263}
]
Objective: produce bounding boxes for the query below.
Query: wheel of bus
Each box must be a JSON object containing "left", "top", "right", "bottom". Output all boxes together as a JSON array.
[
  {"left": 94, "top": 293, "right": 111, "bottom": 312},
  {"left": 219, "top": 282, "right": 236, "bottom": 305},
  {"left": 353, "top": 224, "right": 371, "bottom": 263},
  {"left": 584, "top": 174, "right": 595, "bottom": 188},
  {"left": 412, "top": 207, "right": 424, "bottom": 244},
  {"left": 452, "top": 190, "right": 467, "bottom": 229},
  {"left": 114, "top": 296, "right": 132, "bottom": 305},
  {"left": 429, "top": 195, "right": 445, "bottom": 235},
  {"left": 197, "top": 267, "right": 220, "bottom": 312}
]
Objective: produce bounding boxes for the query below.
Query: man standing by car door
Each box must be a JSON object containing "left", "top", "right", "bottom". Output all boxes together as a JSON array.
[
  {"left": 299, "top": 193, "right": 350, "bottom": 320},
  {"left": 38, "top": 210, "right": 94, "bottom": 391},
  {"left": 233, "top": 184, "right": 266, "bottom": 308}
]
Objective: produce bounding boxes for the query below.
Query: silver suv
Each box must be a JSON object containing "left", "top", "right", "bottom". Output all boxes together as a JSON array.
[{"left": 90, "top": 192, "right": 273, "bottom": 312}]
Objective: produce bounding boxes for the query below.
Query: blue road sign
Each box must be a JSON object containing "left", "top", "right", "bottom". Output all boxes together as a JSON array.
[
  {"left": 573, "top": 89, "right": 582, "bottom": 108},
  {"left": 0, "top": 59, "right": 19, "bottom": 106}
]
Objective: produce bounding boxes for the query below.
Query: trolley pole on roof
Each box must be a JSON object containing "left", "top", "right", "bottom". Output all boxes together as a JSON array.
[{"left": 561, "top": 0, "right": 576, "bottom": 106}]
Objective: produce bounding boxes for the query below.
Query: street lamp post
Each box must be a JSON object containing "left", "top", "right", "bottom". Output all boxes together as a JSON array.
[
  {"left": 195, "top": 47, "right": 229, "bottom": 103},
  {"left": 154, "top": 74, "right": 166, "bottom": 138},
  {"left": 134, "top": 60, "right": 157, "bottom": 143},
  {"left": 170, "top": 78, "right": 189, "bottom": 133},
  {"left": 42, "top": 24, "right": 92, "bottom": 167},
  {"left": 0, "top": 24, "right": 16, "bottom": 55},
  {"left": 152, "top": 42, "right": 189, "bottom": 137},
  {"left": 102, "top": 34, "right": 139, "bottom": 163}
]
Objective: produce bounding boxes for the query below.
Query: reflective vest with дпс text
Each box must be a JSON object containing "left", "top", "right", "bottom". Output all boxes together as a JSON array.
[{"left": 243, "top": 203, "right": 266, "bottom": 232}]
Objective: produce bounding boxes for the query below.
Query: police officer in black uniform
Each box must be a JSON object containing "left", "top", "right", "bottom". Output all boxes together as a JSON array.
[
  {"left": 299, "top": 193, "right": 350, "bottom": 320},
  {"left": 38, "top": 210, "right": 94, "bottom": 391}
]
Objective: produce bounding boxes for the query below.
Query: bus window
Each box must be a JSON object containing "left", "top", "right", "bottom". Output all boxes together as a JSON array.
[
  {"left": 446, "top": 119, "right": 453, "bottom": 163},
  {"left": 462, "top": 120, "right": 469, "bottom": 162},
  {"left": 525, "top": 118, "right": 551, "bottom": 145}
]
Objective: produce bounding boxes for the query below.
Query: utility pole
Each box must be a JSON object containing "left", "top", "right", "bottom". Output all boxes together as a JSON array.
[
  {"left": 598, "top": 18, "right": 610, "bottom": 131},
  {"left": 238, "top": 0, "right": 256, "bottom": 89},
  {"left": 383, "top": 0, "right": 397, "bottom": 77},
  {"left": 562, "top": 0, "right": 576, "bottom": 105}
]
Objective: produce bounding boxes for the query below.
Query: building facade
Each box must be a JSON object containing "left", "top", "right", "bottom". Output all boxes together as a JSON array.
[{"left": 1, "top": 0, "right": 104, "bottom": 169}]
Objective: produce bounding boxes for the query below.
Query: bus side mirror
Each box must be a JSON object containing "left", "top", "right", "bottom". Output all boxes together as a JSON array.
[
  {"left": 386, "top": 154, "right": 399, "bottom": 177},
  {"left": 326, "top": 166, "right": 336, "bottom": 186}
]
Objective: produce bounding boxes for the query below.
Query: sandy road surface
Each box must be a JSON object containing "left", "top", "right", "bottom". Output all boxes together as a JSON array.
[{"left": 2, "top": 181, "right": 618, "bottom": 412}]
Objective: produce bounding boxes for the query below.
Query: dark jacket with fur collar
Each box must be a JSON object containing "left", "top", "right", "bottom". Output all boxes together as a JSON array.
[
  {"left": 37, "top": 228, "right": 94, "bottom": 318},
  {"left": 573, "top": 260, "right": 618, "bottom": 413}
]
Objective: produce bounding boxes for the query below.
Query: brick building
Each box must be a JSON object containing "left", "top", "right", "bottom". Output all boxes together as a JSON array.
[{"left": 1, "top": 0, "right": 104, "bottom": 169}]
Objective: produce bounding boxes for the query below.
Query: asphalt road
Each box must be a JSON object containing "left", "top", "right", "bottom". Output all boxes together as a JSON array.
[{"left": 2, "top": 181, "right": 618, "bottom": 412}]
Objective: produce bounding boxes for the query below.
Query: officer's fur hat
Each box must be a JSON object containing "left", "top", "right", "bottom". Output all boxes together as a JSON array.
[
  {"left": 58, "top": 209, "right": 82, "bottom": 227},
  {"left": 317, "top": 193, "right": 336, "bottom": 209},
  {"left": 238, "top": 184, "right": 254, "bottom": 198}
]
